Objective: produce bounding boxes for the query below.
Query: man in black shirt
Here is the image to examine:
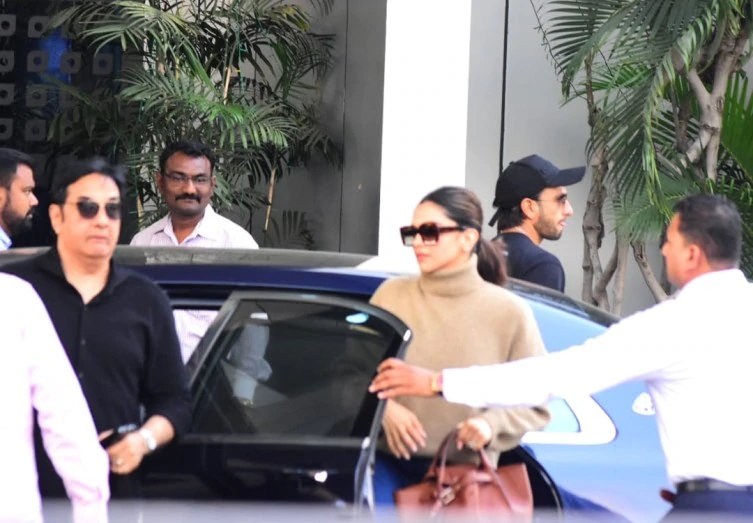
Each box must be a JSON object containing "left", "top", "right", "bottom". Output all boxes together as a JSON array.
[
  {"left": 488, "top": 154, "right": 585, "bottom": 292},
  {"left": 2, "top": 158, "right": 191, "bottom": 500}
]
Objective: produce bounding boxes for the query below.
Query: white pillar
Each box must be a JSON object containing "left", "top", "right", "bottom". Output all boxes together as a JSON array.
[{"left": 377, "top": 1, "right": 473, "bottom": 266}]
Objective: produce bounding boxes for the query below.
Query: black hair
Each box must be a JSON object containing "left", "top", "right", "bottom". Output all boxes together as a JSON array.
[
  {"left": 0, "top": 148, "right": 34, "bottom": 189},
  {"left": 492, "top": 189, "right": 544, "bottom": 233},
  {"left": 159, "top": 140, "right": 217, "bottom": 174},
  {"left": 421, "top": 186, "right": 508, "bottom": 285},
  {"left": 672, "top": 193, "right": 741, "bottom": 266},
  {"left": 494, "top": 206, "right": 525, "bottom": 232},
  {"left": 50, "top": 157, "right": 127, "bottom": 204}
]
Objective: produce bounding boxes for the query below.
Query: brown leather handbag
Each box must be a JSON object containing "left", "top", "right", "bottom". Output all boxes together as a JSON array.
[{"left": 393, "top": 430, "right": 534, "bottom": 521}]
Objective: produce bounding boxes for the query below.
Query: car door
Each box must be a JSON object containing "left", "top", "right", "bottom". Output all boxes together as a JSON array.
[
  {"left": 522, "top": 298, "right": 667, "bottom": 523},
  {"left": 141, "top": 290, "right": 411, "bottom": 512}
]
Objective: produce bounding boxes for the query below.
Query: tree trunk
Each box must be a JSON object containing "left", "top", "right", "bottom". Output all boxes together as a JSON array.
[
  {"left": 610, "top": 236, "right": 630, "bottom": 316},
  {"left": 581, "top": 142, "right": 609, "bottom": 307},
  {"left": 631, "top": 240, "right": 668, "bottom": 302},
  {"left": 262, "top": 166, "right": 278, "bottom": 247},
  {"left": 581, "top": 171, "right": 605, "bottom": 306}
]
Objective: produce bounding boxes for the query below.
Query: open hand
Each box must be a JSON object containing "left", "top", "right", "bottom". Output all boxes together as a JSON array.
[
  {"left": 382, "top": 400, "right": 427, "bottom": 460},
  {"left": 369, "top": 358, "right": 436, "bottom": 399}
]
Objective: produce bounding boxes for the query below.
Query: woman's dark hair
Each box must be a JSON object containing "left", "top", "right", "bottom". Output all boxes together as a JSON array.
[
  {"left": 50, "top": 157, "right": 127, "bottom": 204},
  {"left": 673, "top": 193, "right": 741, "bottom": 266},
  {"left": 421, "top": 186, "right": 508, "bottom": 285}
]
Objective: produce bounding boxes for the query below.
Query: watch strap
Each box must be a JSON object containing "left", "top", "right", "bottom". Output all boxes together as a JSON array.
[{"left": 139, "top": 428, "right": 157, "bottom": 453}]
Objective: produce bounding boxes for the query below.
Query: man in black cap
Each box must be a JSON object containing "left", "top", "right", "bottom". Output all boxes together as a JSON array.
[{"left": 488, "top": 154, "right": 586, "bottom": 292}]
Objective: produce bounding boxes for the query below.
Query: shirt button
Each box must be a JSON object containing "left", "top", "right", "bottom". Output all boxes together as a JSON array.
[
  {"left": 77, "top": 371, "right": 84, "bottom": 380},
  {"left": 81, "top": 339, "right": 87, "bottom": 347}
]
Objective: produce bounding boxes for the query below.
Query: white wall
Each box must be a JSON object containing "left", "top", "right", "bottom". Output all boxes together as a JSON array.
[{"left": 377, "top": 1, "right": 473, "bottom": 268}]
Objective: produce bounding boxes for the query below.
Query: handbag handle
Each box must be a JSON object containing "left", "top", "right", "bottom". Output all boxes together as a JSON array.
[{"left": 429, "top": 429, "right": 512, "bottom": 504}]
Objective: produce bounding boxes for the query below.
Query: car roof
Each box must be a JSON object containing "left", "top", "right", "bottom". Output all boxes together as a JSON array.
[{"left": 0, "top": 245, "right": 618, "bottom": 327}]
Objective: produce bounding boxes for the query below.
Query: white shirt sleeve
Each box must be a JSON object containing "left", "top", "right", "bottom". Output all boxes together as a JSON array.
[
  {"left": 442, "top": 300, "right": 682, "bottom": 408},
  {"left": 24, "top": 284, "right": 110, "bottom": 521}
]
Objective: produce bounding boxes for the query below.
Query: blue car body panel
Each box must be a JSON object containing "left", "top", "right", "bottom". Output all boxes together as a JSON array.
[
  {"left": 0, "top": 247, "right": 669, "bottom": 521},
  {"left": 524, "top": 300, "right": 667, "bottom": 522}
]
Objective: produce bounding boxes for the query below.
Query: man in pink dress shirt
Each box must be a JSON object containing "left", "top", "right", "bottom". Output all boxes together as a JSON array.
[{"left": 0, "top": 273, "right": 109, "bottom": 522}]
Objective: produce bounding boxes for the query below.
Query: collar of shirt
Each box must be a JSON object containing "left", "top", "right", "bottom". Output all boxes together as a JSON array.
[
  {"left": 0, "top": 227, "right": 11, "bottom": 250},
  {"left": 35, "top": 247, "right": 129, "bottom": 298},
  {"left": 675, "top": 268, "right": 748, "bottom": 302},
  {"left": 162, "top": 206, "right": 221, "bottom": 245}
]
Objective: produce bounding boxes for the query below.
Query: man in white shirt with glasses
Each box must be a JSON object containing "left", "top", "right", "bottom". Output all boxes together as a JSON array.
[{"left": 131, "top": 141, "right": 259, "bottom": 363}]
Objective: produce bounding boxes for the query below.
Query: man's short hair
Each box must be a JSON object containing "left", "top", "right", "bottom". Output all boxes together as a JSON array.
[
  {"left": 0, "top": 148, "right": 34, "bottom": 189},
  {"left": 673, "top": 193, "right": 741, "bottom": 266},
  {"left": 493, "top": 205, "right": 531, "bottom": 232},
  {"left": 50, "top": 157, "right": 127, "bottom": 204},
  {"left": 159, "top": 140, "right": 217, "bottom": 174}
]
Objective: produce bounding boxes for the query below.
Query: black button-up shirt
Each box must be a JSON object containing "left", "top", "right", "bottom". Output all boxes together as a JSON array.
[
  {"left": 2, "top": 248, "right": 191, "bottom": 435},
  {"left": 3, "top": 248, "right": 192, "bottom": 498}
]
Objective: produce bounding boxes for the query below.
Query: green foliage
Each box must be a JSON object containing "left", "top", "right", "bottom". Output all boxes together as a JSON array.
[
  {"left": 537, "top": 0, "right": 753, "bottom": 277},
  {"left": 46, "top": 0, "right": 340, "bottom": 249}
]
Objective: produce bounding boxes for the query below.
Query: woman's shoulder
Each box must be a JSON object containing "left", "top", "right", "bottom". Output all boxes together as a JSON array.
[{"left": 371, "top": 276, "right": 418, "bottom": 303}]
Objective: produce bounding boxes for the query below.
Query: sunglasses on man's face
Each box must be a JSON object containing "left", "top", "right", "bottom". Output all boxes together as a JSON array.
[
  {"left": 400, "top": 222, "right": 467, "bottom": 246},
  {"left": 65, "top": 200, "right": 122, "bottom": 220}
]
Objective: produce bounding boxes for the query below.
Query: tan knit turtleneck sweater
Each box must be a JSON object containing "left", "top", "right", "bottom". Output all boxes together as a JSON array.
[{"left": 370, "top": 254, "right": 551, "bottom": 463}]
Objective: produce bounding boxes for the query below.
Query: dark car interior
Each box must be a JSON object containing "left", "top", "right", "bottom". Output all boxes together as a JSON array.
[{"left": 191, "top": 299, "right": 403, "bottom": 439}]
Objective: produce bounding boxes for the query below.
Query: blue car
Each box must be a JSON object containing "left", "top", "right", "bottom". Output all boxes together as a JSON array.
[{"left": 0, "top": 246, "right": 668, "bottom": 522}]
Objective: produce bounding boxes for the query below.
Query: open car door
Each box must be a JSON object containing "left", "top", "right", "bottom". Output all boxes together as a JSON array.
[{"left": 141, "top": 290, "right": 411, "bottom": 514}]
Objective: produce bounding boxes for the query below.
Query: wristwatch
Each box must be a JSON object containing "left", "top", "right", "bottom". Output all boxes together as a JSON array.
[
  {"left": 139, "top": 428, "right": 157, "bottom": 453},
  {"left": 430, "top": 372, "right": 444, "bottom": 397}
]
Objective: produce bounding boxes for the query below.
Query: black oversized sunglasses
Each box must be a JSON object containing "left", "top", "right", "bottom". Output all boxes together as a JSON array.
[
  {"left": 65, "top": 200, "right": 122, "bottom": 220},
  {"left": 400, "top": 222, "right": 467, "bottom": 246}
]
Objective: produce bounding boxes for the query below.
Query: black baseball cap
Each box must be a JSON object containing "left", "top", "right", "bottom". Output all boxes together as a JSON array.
[{"left": 489, "top": 154, "right": 586, "bottom": 227}]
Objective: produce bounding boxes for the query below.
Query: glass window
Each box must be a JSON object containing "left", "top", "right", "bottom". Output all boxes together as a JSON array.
[
  {"left": 191, "top": 298, "right": 405, "bottom": 440},
  {"left": 542, "top": 398, "right": 580, "bottom": 433}
]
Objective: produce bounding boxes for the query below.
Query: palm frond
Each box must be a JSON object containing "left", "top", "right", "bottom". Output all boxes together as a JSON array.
[
  {"left": 263, "top": 209, "right": 314, "bottom": 249},
  {"left": 720, "top": 72, "right": 753, "bottom": 178},
  {"left": 612, "top": 168, "right": 699, "bottom": 242},
  {"left": 50, "top": 1, "right": 199, "bottom": 59},
  {"left": 118, "top": 70, "right": 294, "bottom": 149}
]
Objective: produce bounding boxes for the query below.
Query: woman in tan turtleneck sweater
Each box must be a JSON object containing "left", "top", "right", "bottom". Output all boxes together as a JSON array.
[{"left": 371, "top": 186, "right": 550, "bottom": 505}]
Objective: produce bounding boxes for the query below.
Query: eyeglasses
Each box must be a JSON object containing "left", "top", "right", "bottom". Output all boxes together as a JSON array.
[
  {"left": 65, "top": 200, "right": 122, "bottom": 220},
  {"left": 534, "top": 194, "right": 569, "bottom": 206},
  {"left": 400, "top": 222, "right": 467, "bottom": 246},
  {"left": 163, "top": 172, "right": 212, "bottom": 186}
]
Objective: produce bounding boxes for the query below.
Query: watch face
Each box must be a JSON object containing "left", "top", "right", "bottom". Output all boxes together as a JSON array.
[{"left": 140, "top": 429, "right": 157, "bottom": 451}]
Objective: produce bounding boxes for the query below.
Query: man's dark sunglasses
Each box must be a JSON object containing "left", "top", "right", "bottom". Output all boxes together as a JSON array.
[
  {"left": 400, "top": 222, "right": 467, "bottom": 246},
  {"left": 66, "top": 200, "right": 122, "bottom": 220}
]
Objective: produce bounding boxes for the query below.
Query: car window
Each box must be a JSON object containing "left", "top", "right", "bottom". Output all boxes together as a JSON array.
[
  {"left": 521, "top": 300, "right": 616, "bottom": 445},
  {"left": 190, "top": 297, "right": 408, "bottom": 440},
  {"left": 542, "top": 398, "right": 580, "bottom": 433}
]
